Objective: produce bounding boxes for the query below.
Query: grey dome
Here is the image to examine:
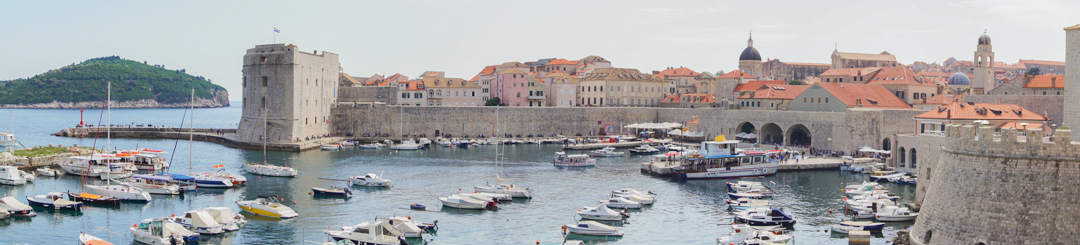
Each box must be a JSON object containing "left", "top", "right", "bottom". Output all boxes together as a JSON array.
[
  {"left": 978, "top": 34, "right": 991, "bottom": 45},
  {"left": 947, "top": 72, "right": 970, "bottom": 85},
  {"left": 740, "top": 46, "right": 761, "bottom": 61}
]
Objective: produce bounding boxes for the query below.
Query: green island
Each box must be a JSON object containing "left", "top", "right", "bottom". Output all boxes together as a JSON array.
[{"left": 0, "top": 56, "right": 228, "bottom": 106}]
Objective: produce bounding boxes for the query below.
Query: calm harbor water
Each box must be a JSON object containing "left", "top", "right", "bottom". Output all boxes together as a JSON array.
[{"left": 0, "top": 104, "right": 915, "bottom": 244}]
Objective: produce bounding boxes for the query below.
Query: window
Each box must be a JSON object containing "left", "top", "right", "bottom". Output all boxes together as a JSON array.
[
  {"left": 417, "top": 93, "right": 423, "bottom": 98},
  {"left": 260, "top": 56, "right": 268, "bottom": 62},
  {"left": 402, "top": 93, "right": 408, "bottom": 99},
  {"left": 529, "top": 91, "right": 533, "bottom": 96},
  {"left": 817, "top": 97, "right": 821, "bottom": 103},
  {"left": 482, "top": 88, "right": 488, "bottom": 93},
  {"left": 804, "top": 97, "right": 807, "bottom": 103},
  {"left": 600, "top": 86, "right": 603, "bottom": 92},
  {"left": 472, "top": 91, "right": 476, "bottom": 96},
  {"left": 825, "top": 98, "right": 828, "bottom": 103},
  {"left": 242, "top": 77, "right": 246, "bottom": 88},
  {"left": 1044, "top": 91, "right": 1047, "bottom": 95},
  {"left": 516, "top": 92, "right": 521, "bottom": 98},
  {"left": 262, "top": 77, "right": 268, "bottom": 87}
]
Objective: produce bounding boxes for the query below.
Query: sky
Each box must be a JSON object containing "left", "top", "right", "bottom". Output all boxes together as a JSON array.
[{"left": 2, "top": 0, "right": 1079, "bottom": 101}]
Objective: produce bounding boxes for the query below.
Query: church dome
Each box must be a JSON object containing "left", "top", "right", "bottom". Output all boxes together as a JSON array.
[
  {"left": 978, "top": 33, "right": 991, "bottom": 45},
  {"left": 947, "top": 72, "right": 970, "bottom": 86},
  {"left": 740, "top": 47, "right": 761, "bottom": 61}
]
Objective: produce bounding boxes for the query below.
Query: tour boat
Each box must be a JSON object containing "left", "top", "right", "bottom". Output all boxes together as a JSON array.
[
  {"left": 0, "top": 166, "right": 26, "bottom": 185},
  {"left": 599, "top": 197, "right": 643, "bottom": 209},
  {"left": 79, "top": 232, "right": 115, "bottom": 245},
  {"left": 321, "top": 144, "right": 342, "bottom": 150},
  {"left": 36, "top": 166, "right": 62, "bottom": 177},
  {"left": 576, "top": 204, "right": 630, "bottom": 221},
  {"left": 380, "top": 216, "right": 431, "bottom": 238},
  {"left": 130, "top": 218, "right": 189, "bottom": 245},
  {"left": 324, "top": 221, "right": 407, "bottom": 245},
  {"left": 628, "top": 145, "right": 660, "bottom": 155},
  {"left": 202, "top": 165, "right": 248, "bottom": 185},
  {"left": 202, "top": 207, "right": 246, "bottom": 231},
  {"left": 0, "top": 196, "right": 36, "bottom": 216},
  {"left": 735, "top": 207, "right": 796, "bottom": 226},
  {"left": 727, "top": 198, "right": 772, "bottom": 210},
  {"left": 554, "top": 152, "right": 597, "bottom": 167},
  {"left": 59, "top": 155, "right": 118, "bottom": 178},
  {"left": 717, "top": 224, "right": 793, "bottom": 244},
  {"left": 672, "top": 140, "right": 780, "bottom": 180},
  {"left": 125, "top": 175, "right": 182, "bottom": 195},
  {"left": 236, "top": 195, "right": 298, "bottom": 218},
  {"left": 311, "top": 186, "right": 353, "bottom": 197},
  {"left": 26, "top": 192, "right": 83, "bottom": 211},
  {"left": 243, "top": 162, "right": 298, "bottom": 177},
  {"left": 84, "top": 184, "right": 152, "bottom": 202},
  {"left": 66, "top": 191, "right": 121, "bottom": 206},
  {"left": 19, "top": 170, "right": 35, "bottom": 183},
  {"left": 589, "top": 146, "right": 625, "bottom": 157},
  {"left": 873, "top": 206, "right": 918, "bottom": 222},
  {"left": 350, "top": 172, "right": 393, "bottom": 187},
  {"left": 122, "top": 149, "right": 170, "bottom": 171},
  {"left": 167, "top": 210, "right": 225, "bottom": 235},
  {"left": 562, "top": 221, "right": 623, "bottom": 236},
  {"left": 439, "top": 194, "right": 494, "bottom": 210}
]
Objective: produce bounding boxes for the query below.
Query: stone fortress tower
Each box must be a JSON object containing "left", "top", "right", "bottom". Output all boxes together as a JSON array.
[
  {"left": 738, "top": 33, "right": 763, "bottom": 78},
  {"left": 236, "top": 44, "right": 340, "bottom": 143},
  {"left": 972, "top": 31, "right": 995, "bottom": 92},
  {"left": 1065, "top": 24, "right": 1080, "bottom": 128}
]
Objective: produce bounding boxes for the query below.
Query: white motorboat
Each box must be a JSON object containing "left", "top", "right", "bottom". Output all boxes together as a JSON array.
[
  {"left": 830, "top": 224, "right": 861, "bottom": 234},
  {"left": 203, "top": 166, "right": 248, "bottom": 185},
  {"left": 728, "top": 198, "right": 772, "bottom": 210},
  {"left": 202, "top": 207, "right": 246, "bottom": 232},
  {"left": 898, "top": 176, "right": 918, "bottom": 185},
  {"left": 341, "top": 141, "right": 356, "bottom": 147},
  {"left": 554, "top": 152, "right": 597, "bottom": 167},
  {"left": 727, "top": 181, "right": 774, "bottom": 193},
  {"left": 577, "top": 204, "right": 630, "bottom": 221},
  {"left": 845, "top": 198, "right": 896, "bottom": 213},
  {"left": 563, "top": 221, "right": 623, "bottom": 236},
  {"left": 236, "top": 195, "right": 298, "bottom": 218},
  {"left": 728, "top": 191, "right": 773, "bottom": 199},
  {"left": 717, "top": 224, "right": 793, "bottom": 244},
  {"left": 463, "top": 192, "right": 512, "bottom": 202},
  {"left": 164, "top": 221, "right": 200, "bottom": 243},
  {"left": 36, "top": 166, "right": 62, "bottom": 177},
  {"left": 380, "top": 216, "right": 429, "bottom": 238},
  {"left": 474, "top": 182, "right": 532, "bottom": 198},
  {"left": 735, "top": 207, "right": 797, "bottom": 226},
  {"left": 870, "top": 172, "right": 905, "bottom": 182},
  {"left": 437, "top": 139, "right": 453, "bottom": 147},
  {"left": 321, "top": 144, "right": 342, "bottom": 150},
  {"left": 167, "top": 210, "right": 225, "bottom": 235},
  {"left": 117, "top": 149, "right": 170, "bottom": 172},
  {"left": 872, "top": 206, "right": 918, "bottom": 222},
  {"left": 350, "top": 172, "right": 393, "bottom": 187},
  {"left": 612, "top": 192, "right": 654, "bottom": 205},
  {"left": 0, "top": 166, "right": 26, "bottom": 185},
  {"left": 612, "top": 188, "right": 655, "bottom": 197},
  {"left": 358, "top": 143, "right": 380, "bottom": 149},
  {"left": 85, "top": 184, "right": 152, "bottom": 202},
  {"left": 835, "top": 221, "right": 885, "bottom": 231},
  {"left": 389, "top": 140, "right": 420, "bottom": 150},
  {"left": 589, "top": 146, "right": 625, "bottom": 157},
  {"left": 0, "top": 132, "right": 16, "bottom": 146},
  {"left": 0, "top": 208, "right": 8, "bottom": 220},
  {"left": 80, "top": 232, "right": 116, "bottom": 245},
  {"left": 439, "top": 194, "right": 494, "bottom": 210},
  {"left": 599, "top": 197, "right": 643, "bottom": 209},
  {"left": 131, "top": 218, "right": 189, "bottom": 245},
  {"left": 26, "top": 192, "right": 83, "bottom": 211},
  {"left": 418, "top": 138, "right": 431, "bottom": 146},
  {"left": 844, "top": 181, "right": 888, "bottom": 197},
  {"left": 325, "top": 221, "right": 407, "bottom": 245},
  {"left": 0, "top": 196, "right": 35, "bottom": 216},
  {"left": 19, "top": 170, "right": 35, "bottom": 183},
  {"left": 125, "top": 175, "right": 182, "bottom": 195},
  {"left": 628, "top": 145, "right": 661, "bottom": 155},
  {"left": 848, "top": 190, "right": 899, "bottom": 202},
  {"left": 59, "top": 155, "right": 118, "bottom": 178},
  {"left": 527, "top": 139, "right": 542, "bottom": 144},
  {"left": 662, "top": 144, "right": 687, "bottom": 152},
  {"left": 243, "top": 162, "right": 298, "bottom": 177}
]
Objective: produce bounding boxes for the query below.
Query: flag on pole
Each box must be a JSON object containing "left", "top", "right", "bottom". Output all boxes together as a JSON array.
[{"left": 274, "top": 27, "right": 280, "bottom": 33}]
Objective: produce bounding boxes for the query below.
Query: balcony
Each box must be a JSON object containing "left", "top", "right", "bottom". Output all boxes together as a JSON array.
[{"left": 528, "top": 95, "right": 545, "bottom": 100}]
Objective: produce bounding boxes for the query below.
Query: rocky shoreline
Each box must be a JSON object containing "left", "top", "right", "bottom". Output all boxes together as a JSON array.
[{"left": 0, "top": 97, "right": 230, "bottom": 109}]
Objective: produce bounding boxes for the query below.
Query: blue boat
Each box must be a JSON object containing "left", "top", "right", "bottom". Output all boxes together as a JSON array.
[
  {"left": 837, "top": 221, "right": 885, "bottom": 231},
  {"left": 26, "top": 192, "right": 82, "bottom": 212},
  {"left": 157, "top": 173, "right": 198, "bottom": 191},
  {"left": 735, "top": 207, "right": 796, "bottom": 226}
]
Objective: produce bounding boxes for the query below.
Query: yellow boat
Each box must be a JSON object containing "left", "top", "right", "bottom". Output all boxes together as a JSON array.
[{"left": 235, "top": 195, "right": 298, "bottom": 218}]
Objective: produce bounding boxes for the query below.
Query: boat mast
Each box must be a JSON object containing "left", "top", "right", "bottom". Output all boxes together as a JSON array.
[
  {"left": 190, "top": 88, "right": 194, "bottom": 176},
  {"left": 495, "top": 107, "right": 500, "bottom": 180},
  {"left": 107, "top": 82, "right": 111, "bottom": 151},
  {"left": 263, "top": 107, "right": 267, "bottom": 164}
]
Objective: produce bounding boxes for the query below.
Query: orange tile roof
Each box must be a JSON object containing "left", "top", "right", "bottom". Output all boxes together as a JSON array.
[
  {"left": 547, "top": 59, "right": 580, "bottom": 65},
  {"left": 1022, "top": 74, "right": 1065, "bottom": 88},
  {"left": 1019, "top": 59, "right": 1065, "bottom": 66},
  {"left": 915, "top": 102, "right": 1049, "bottom": 120},
  {"left": 996, "top": 122, "right": 1044, "bottom": 131},
  {"left": 866, "top": 67, "right": 931, "bottom": 86},
  {"left": 661, "top": 94, "right": 716, "bottom": 103},
  {"left": 913, "top": 94, "right": 962, "bottom": 105},
  {"left": 401, "top": 81, "right": 425, "bottom": 91},
  {"left": 737, "top": 85, "right": 810, "bottom": 100},
  {"left": 820, "top": 67, "right": 880, "bottom": 77},
  {"left": 424, "top": 72, "right": 442, "bottom": 77},
  {"left": 814, "top": 83, "right": 913, "bottom": 109},
  {"left": 422, "top": 77, "right": 479, "bottom": 88},
  {"left": 917, "top": 71, "right": 952, "bottom": 78},
  {"left": 734, "top": 80, "right": 783, "bottom": 92},
  {"left": 497, "top": 68, "right": 527, "bottom": 74},
  {"left": 469, "top": 74, "right": 479, "bottom": 82},
  {"left": 717, "top": 70, "right": 756, "bottom": 79},
  {"left": 657, "top": 67, "right": 700, "bottom": 77},
  {"left": 479, "top": 65, "right": 497, "bottom": 76}
]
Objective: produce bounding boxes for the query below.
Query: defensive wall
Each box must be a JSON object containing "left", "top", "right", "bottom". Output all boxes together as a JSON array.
[
  {"left": 337, "top": 86, "right": 397, "bottom": 104},
  {"left": 910, "top": 124, "right": 1080, "bottom": 244},
  {"left": 329, "top": 104, "right": 924, "bottom": 151}
]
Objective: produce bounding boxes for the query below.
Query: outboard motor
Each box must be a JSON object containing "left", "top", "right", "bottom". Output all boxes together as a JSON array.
[{"left": 398, "top": 236, "right": 410, "bottom": 245}]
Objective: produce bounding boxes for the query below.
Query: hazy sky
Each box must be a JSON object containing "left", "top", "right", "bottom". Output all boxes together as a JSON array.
[{"left": 3, "top": 0, "right": 1078, "bottom": 101}]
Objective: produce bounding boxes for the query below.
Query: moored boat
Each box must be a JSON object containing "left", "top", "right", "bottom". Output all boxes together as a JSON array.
[
  {"left": 36, "top": 166, "right": 62, "bottom": 177},
  {"left": 350, "top": 172, "right": 393, "bottom": 187},
  {"left": 167, "top": 210, "right": 225, "bottom": 235},
  {"left": 554, "top": 152, "right": 596, "bottom": 167},
  {"left": 324, "top": 221, "right": 407, "bottom": 245},
  {"left": 125, "top": 175, "right": 183, "bottom": 195},
  {"left": 628, "top": 145, "right": 660, "bottom": 155},
  {"left": 0, "top": 166, "right": 26, "bottom": 185},
  {"left": 84, "top": 184, "right": 152, "bottom": 202},
  {"left": 202, "top": 207, "right": 246, "bottom": 231},
  {"left": 562, "top": 221, "right": 623, "bottom": 236},
  {"left": 243, "top": 162, "right": 298, "bottom": 177},
  {"left": 80, "top": 232, "right": 116, "bottom": 245},
  {"left": 576, "top": 204, "right": 630, "bottom": 221},
  {"left": 717, "top": 224, "right": 793, "bottom": 244},
  {"left": 0, "top": 196, "right": 36, "bottom": 216},
  {"left": 130, "top": 218, "right": 189, "bottom": 245},
  {"left": 599, "top": 197, "right": 642, "bottom": 209},
  {"left": 66, "top": 191, "right": 121, "bottom": 206},
  {"left": 735, "top": 207, "right": 796, "bottom": 226},
  {"left": 236, "top": 195, "right": 298, "bottom": 218},
  {"left": 672, "top": 140, "right": 779, "bottom": 180},
  {"left": 321, "top": 144, "right": 342, "bottom": 150},
  {"left": 27, "top": 192, "right": 82, "bottom": 211},
  {"left": 438, "top": 194, "right": 494, "bottom": 210},
  {"left": 312, "top": 186, "right": 353, "bottom": 198},
  {"left": 589, "top": 146, "right": 625, "bottom": 157}
]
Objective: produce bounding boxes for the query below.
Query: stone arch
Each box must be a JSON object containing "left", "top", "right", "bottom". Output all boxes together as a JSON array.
[
  {"left": 786, "top": 124, "right": 811, "bottom": 147},
  {"left": 910, "top": 148, "right": 918, "bottom": 168},
  {"left": 898, "top": 147, "right": 906, "bottom": 167},
  {"left": 761, "top": 123, "right": 784, "bottom": 145},
  {"left": 924, "top": 229, "right": 933, "bottom": 244},
  {"left": 736, "top": 122, "right": 756, "bottom": 134},
  {"left": 882, "top": 138, "right": 891, "bottom": 151}
]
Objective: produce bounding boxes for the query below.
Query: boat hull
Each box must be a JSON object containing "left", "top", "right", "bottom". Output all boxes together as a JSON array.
[
  {"left": 0, "top": 178, "right": 26, "bottom": 186},
  {"left": 566, "top": 228, "right": 623, "bottom": 237},
  {"left": 26, "top": 197, "right": 82, "bottom": 211},
  {"left": 311, "top": 187, "right": 352, "bottom": 197},
  {"left": 577, "top": 214, "right": 625, "bottom": 221},
  {"left": 243, "top": 164, "right": 298, "bottom": 177},
  {"left": 85, "top": 185, "right": 152, "bottom": 202},
  {"left": 675, "top": 165, "right": 779, "bottom": 180},
  {"left": 67, "top": 192, "right": 122, "bottom": 206},
  {"left": 438, "top": 199, "right": 485, "bottom": 210}
]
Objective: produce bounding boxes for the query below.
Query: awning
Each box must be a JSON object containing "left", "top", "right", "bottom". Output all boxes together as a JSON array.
[{"left": 624, "top": 122, "right": 683, "bottom": 129}]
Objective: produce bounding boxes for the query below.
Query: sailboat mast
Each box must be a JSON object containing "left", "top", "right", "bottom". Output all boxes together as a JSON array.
[
  {"left": 189, "top": 89, "right": 194, "bottom": 175},
  {"left": 107, "top": 82, "right": 111, "bottom": 151},
  {"left": 263, "top": 107, "right": 267, "bottom": 163}
]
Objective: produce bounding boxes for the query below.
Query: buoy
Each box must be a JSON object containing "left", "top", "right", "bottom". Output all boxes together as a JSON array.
[
  {"left": 293, "top": 201, "right": 296, "bottom": 205},
  {"left": 281, "top": 198, "right": 284, "bottom": 202},
  {"left": 308, "top": 192, "right": 312, "bottom": 194}
]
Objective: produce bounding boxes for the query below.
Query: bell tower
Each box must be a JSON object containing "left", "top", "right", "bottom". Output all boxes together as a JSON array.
[{"left": 972, "top": 31, "right": 995, "bottom": 92}]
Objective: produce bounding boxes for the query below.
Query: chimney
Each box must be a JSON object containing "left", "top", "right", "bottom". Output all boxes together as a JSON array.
[{"left": 1052, "top": 77, "right": 1057, "bottom": 88}]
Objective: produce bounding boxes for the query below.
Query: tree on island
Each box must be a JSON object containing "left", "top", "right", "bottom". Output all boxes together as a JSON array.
[{"left": 485, "top": 97, "right": 506, "bottom": 106}]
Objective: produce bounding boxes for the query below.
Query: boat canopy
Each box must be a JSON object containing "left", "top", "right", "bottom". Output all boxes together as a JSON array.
[
  {"left": 158, "top": 173, "right": 195, "bottom": 181},
  {"left": 188, "top": 210, "right": 221, "bottom": 228},
  {"left": 624, "top": 122, "right": 683, "bottom": 129},
  {"left": 133, "top": 174, "right": 173, "bottom": 181},
  {"left": 0, "top": 196, "right": 32, "bottom": 210},
  {"left": 204, "top": 207, "right": 238, "bottom": 223}
]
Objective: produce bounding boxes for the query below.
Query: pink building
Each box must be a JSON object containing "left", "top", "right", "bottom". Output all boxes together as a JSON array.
[{"left": 495, "top": 68, "right": 529, "bottom": 106}]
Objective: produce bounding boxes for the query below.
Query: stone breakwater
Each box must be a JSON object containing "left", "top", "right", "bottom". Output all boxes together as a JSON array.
[
  {"left": 910, "top": 125, "right": 1080, "bottom": 244},
  {"left": 0, "top": 152, "right": 79, "bottom": 168}
]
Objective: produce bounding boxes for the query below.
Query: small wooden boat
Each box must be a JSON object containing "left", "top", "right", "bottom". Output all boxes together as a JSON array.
[
  {"left": 311, "top": 186, "right": 353, "bottom": 197},
  {"left": 67, "top": 191, "right": 121, "bottom": 206},
  {"left": 410, "top": 204, "right": 426, "bottom": 210}
]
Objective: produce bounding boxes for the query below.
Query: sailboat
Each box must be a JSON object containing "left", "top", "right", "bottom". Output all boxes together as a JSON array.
[
  {"left": 182, "top": 89, "right": 234, "bottom": 188},
  {"left": 474, "top": 107, "right": 532, "bottom": 198},
  {"left": 388, "top": 106, "right": 420, "bottom": 150},
  {"left": 84, "top": 82, "right": 153, "bottom": 202},
  {"left": 243, "top": 107, "right": 298, "bottom": 177},
  {"left": 0, "top": 110, "right": 15, "bottom": 147}
]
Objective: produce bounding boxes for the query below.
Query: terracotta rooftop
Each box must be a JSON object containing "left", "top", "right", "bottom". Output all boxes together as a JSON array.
[
  {"left": 734, "top": 80, "right": 784, "bottom": 92},
  {"left": 400, "top": 81, "right": 425, "bottom": 91},
  {"left": 866, "top": 67, "right": 931, "bottom": 86},
  {"left": 1023, "top": 74, "right": 1065, "bottom": 88},
  {"left": 422, "top": 77, "right": 478, "bottom": 88},
  {"left": 546, "top": 59, "right": 580, "bottom": 65},
  {"left": 468, "top": 74, "right": 479, "bottom": 82},
  {"left": 737, "top": 85, "right": 810, "bottom": 100},
  {"left": 814, "top": 83, "right": 913, "bottom": 109},
  {"left": 917, "top": 71, "right": 953, "bottom": 78},
  {"left": 661, "top": 94, "right": 716, "bottom": 103},
  {"left": 820, "top": 67, "right": 880, "bottom": 77},
  {"left": 579, "top": 68, "right": 663, "bottom": 82},
  {"left": 657, "top": 67, "right": 700, "bottom": 77},
  {"left": 1018, "top": 59, "right": 1066, "bottom": 66},
  {"left": 717, "top": 70, "right": 756, "bottom": 79},
  {"left": 913, "top": 93, "right": 962, "bottom": 105},
  {"left": 479, "top": 65, "right": 497, "bottom": 76},
  {"left": 497, "top": 68, "right": 527, "bottom": 74},
  {"left": 915, "top": 102, "right": 1048, "bottom": 121}
]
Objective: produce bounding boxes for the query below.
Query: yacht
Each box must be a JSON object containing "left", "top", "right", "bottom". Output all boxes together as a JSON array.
[
  {"left": 350, "top": 172, "right": 393, "bottom": 187},
  {"left": 114, "top": 150, "right": 169, "bottom": 172},
  {"left": 167, "top": 210, "right": 225, "bottom": 235},
  {"left": 628, "top": 145, "right": 660, "bottom": 155},
  {"left": 236, "top": 195, "right": 298, "bottom": 218},
  {"left": 0, "top": 196, "right": 36, "bottom": 216},
  {"left": 589, "top": 146, "right": 625, "bottom": 157},
  {"left": 576, "top": 204, "right": 630, "bottom": 221},
  {"left": 202, "top": 207, "right": 246, "bottom": 231},
  {"left": 563, "top": 221, "right": 623, "bottom": 236},
  {"left": 324, "top": 221, "right": 407, "bottom": 245},
  {"left": 26, "top": 191, "right": 83, "bottom": 211},
  {"left": 125, "top": 175, "right": 182, "bottom": 195},
  {"left": 0, "top": 166, "right": 26, "bottom": 185},
  {"left": 735, "top": 207, "right": 797, "bottom": 226},
  {"left": 130, "top": 218, "right": 189, "bottom": 245}
]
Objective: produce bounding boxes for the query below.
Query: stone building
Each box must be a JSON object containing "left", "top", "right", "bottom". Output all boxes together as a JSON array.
[
  {"left": 734, "top": 84, "right": 809, "bottom": 111},
  {"left": 543, "top": 71, "right": 577, "bottom": 107},
  {"left": 819, "top": 67, "right": 881, "bottom": 84},
  {"left": 787, "top": 83, "right": 912, "bottom": 112},
  {"left": 654, "top": 67, "right": 702, "bottom": 95},
  {"left": 577, "top": 68, "right": 665, "bottom": 107},
  {"left": 472, "top": 65, "right": 497, "bottom": 102},
  {"left": 1019, "top": 59, "right": 1066, "bottom": 74},
  {"left": 395, "top": 81, "right": 426, "bottom": 106},
  {"left": 760, "top": 59, "right": 830, "bottom": 82},
  {"left": 237, "top": 44, "right": 339, "bottom": 143},
  {"left": 738, "top": 34, "right": 763, "bottom": 78},
  {"left": 659, "top": 94, "right": 716, "bottom": 108},
  {"left": 1065, "top": 24, "right": 1080, "bottom": 128},
  {"left": 865, "top": 67, "right": 938, "bottom": 104},
  {"left": 422, "top": 75, "right": 483, "bottom": 107},
  {"left": 494, "top": 68, "right": 529, "bottom": 107},
  {"left": 972, "top": 33, "right": 995, "bottom": 92},
  {"left": 732, "top": 80, "right": 783, "bottom": 100},
  {"left": 527, "top": 76, "right": 547, "bottom": 107},
  {"left": 988, "top": 74, "right": 1065, "bottom": 96},
  {"left": 830, "top": 49, "right": 899, "bottom": 69},
  {"left": 713, "top": 70, "right": 758, "bottom": 103}
]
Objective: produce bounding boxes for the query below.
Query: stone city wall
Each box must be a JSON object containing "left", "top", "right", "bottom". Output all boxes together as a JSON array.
[
  {"left": 337, "top": 86, "right": 396, "bottom": 104},
  {"left": 963, "top": 95, "right": 1064, "bottom": 126},
  {"left": 910, "top": 124, "right": 1080, "bottom": 245}
]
